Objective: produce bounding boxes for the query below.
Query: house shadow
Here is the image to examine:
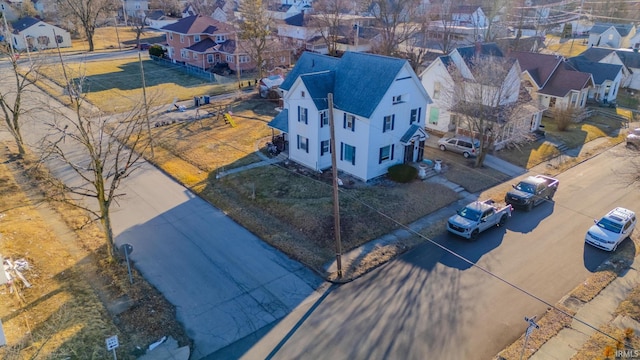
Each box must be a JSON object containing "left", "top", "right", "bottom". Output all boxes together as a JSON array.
[{"left": 114, "top": 192, "right": 323, "bottom": 359}]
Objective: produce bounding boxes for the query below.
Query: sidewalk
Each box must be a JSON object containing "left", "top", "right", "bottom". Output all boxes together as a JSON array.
[{"left": 530, "top": 260, "right": 640, "bottom": 360}]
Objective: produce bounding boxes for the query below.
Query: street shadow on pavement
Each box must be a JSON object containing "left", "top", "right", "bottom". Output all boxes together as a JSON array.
[
  {"left": 114, "top": 195, "right": 323, "bottom": 359},
  {"left": 505, "top": 201, "right": 555, "bottom": 234}
]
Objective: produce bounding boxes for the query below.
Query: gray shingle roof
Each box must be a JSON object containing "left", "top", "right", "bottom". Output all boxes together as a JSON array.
[
  {"left": 511, "top": 51, "right": 562, "bottom": 87},
  {"left": 300, "top": 71, "right": 334, "bottom": 111},
  {"left": 615, "top": 50, "right": 640, "bottom": 69},
  {"left": 333, "top": 52, "right": 409, "bottom": 118},
  {"left": 578, "top": 47, "right": 615, "bottom": 62},
  {"left": 566, "top": 57, "right": 622, "bottom": 84},
  {"left": 11, "top": 17, "right": 41, "bottom": 32},
  {"left": 399, "top": 124, "right": 426, "bottom": 144},
  {"left": 280, "top": 52, "right": 340, "bottom": 91},
  {"left": 589, "top": 22, "right": 635, "bottom": 37},
  {"left": 268, "top": 109, "right": 289, "bottom": 132},
  {"left": 276, "top": 51, "right": 429, "bottom": 127},
  {"left": 186, "top": 38, "right": 217, "bottom": 52},
  {"left": 455, "top": 43, "right": 504, "bottom": 61},
  {"left": 161, "top": 15, "right": 234, "bottom": 35}
]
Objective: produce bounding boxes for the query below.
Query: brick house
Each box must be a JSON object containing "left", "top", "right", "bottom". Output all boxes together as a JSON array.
[{"left": 161, "top": 15, "right": 291, "bottom": 74}]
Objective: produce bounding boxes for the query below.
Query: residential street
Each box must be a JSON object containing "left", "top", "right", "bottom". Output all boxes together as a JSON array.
[
  {"left": 2, "top": 63, "right": 639, "bottom": 360},
  {"left": 232, "top": 144, "right": 639, "bottom": 360}
]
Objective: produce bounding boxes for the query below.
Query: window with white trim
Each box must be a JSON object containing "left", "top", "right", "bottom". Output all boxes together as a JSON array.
[
  {"left": 341, "top": 143, "right": 356, "bottom": 165},
  {"left": 207, "top": 54, "right": 214, "bottom": 63},
  {"left": 393, "top": 94, "right": 406, "bottom": 104},
  {"left": 193, "top": 52, "right": 198, "bottom": 59},
  {"left": 433, "top": 82, "right": 441, "bottom": 99},
  {"left": 298, "top": 107, "right": 308, "bottom": 124},
  {"left": 226, "top": 55, "right": 233, "bottom": 62},
  {"left": 194, "top": 35, "right": 201, "bottom": 42},
  {"left": 383, "top": 115, "right": 394, "bottom": 132},
  {"left": 216, "top": 35, "right": 226, "bottom": 43},
  {"left": 181, "top": 49, "right": 188, "bottom": 58},
  {"left": 379, "top": 145, "right": 393, "bottom": 163},
  {"left": 320, "top": 110, "right": 328, "bottom": 127},
  {"left": 297, "top": 135, "right": 309, "bottom": 152},
  {"left": 321, "top": 140, "right": 330, "bottom": 155},
  {"left": 344, "top": 114, "right": 355, "bottom": 131},
  {"left": 410, "top": 108, "right": 420, "bottom": 124},
  {"left": 180, "top": 35, "right": 185, "bottom": 43},
  {"left": 169, "top": 33, "right": 173, "bottom": 41}
]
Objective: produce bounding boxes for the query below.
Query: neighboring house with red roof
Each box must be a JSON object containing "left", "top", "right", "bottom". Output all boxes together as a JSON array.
[
  {"left": 8, "top": 16, "right": 71, "bottom": 50},
  {"left": 160, "top": 15, "right": 291, "bottom": 74},
  {"left": 511, "top": 51, "right": 593, "bottom": 113}
]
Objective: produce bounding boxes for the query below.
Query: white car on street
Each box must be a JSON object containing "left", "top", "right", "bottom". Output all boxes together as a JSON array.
[{"left": 585, "top": 207, "right": 637, "bottom": 251}]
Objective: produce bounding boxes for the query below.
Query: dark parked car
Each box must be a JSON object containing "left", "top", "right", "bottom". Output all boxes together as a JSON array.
[{"left": 138, "top": 43, "right": 151, "bottom": 50}]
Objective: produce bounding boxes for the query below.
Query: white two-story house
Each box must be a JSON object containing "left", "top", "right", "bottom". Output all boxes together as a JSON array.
[
  {"left": 268, "top": 51, "right": 432, "bottom": 182},
  {"left": 421, "top": 43, "right": 545, "bottom": 148}
]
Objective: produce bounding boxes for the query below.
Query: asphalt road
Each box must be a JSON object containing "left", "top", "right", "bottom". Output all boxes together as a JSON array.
[{"left": 239, "top": 144, "right": 639, "bottom": 360}]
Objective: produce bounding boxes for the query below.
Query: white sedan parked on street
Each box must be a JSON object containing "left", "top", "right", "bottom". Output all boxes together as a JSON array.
[{"left": 585, "top": 207, "right": 637, "bottom": 251}]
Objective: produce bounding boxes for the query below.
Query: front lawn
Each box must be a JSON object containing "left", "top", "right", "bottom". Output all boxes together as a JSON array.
[{"left": 495, "top": 114, "right": 627, "bottom": 169}]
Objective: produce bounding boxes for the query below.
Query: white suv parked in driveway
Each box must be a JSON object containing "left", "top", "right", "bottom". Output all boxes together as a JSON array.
[{"left": 585, "top": 207, "right": 637, "bottom": 251}]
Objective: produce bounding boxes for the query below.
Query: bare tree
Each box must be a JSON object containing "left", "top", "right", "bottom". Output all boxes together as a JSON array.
[
  {"left": 311, "top": 0, "right": 349, "bottom": 56},
  {"left": 429, "top": 0, "right": 458, "bottom": 54},
  {"left": 130, "top": 14, "right": 149, "bottom": 48},
  {"left": 38, "top": 70, "right": 153, "bottom": 258},
  {"left": 238, "top": 0, "right": 273, "bottom": 78},
  {"left": 19, "top": 0, "right": 40, "bottom": 17},
  {"left": 446, "top": 55, "right": 531, "bottom": 167},
  {"left": 366, "top": 0, "right": 422, "bottom": 56},
  {"left": 0, "top": 44, "right": 42, "bottom": 157},
  {"left": 150, "top": 0, "right": 182, "bottom": 17},
  {"left": 55, "top": 0, "right": 118, "bottom": 52}
]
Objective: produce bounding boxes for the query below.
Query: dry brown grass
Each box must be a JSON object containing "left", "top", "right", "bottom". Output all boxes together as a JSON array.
[
  {"left": 0, "top": 152, "right": 120, "bottom": 358},
  {"left": 0, "top": 144, "right": 189, "bottom": 359},
  {"left": 497, "top": 305, "right": 576, "bottom": 360},
  {"left": 572, "top": 324, "right": 640, "bottom": 360}
]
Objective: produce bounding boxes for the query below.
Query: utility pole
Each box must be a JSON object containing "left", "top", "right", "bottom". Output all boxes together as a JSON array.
[
  {"left": 328, "top": 93, "right": 343, "bottom": 278},
  {"left": 114, "top": 17, "right": 122, "bottom": 51},
  {"left": 235, "top": 31, "right": 241, "bottom": 91},
  {"left": 139, "top": 52, "right": 154, "bottom": 158},
  {"left": 520, "top": 315, "right": 540, "bottom": 360}
]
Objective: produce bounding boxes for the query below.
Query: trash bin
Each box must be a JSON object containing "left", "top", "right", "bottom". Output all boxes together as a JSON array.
[
  {"left": 203, "top": 95, "right": 210, "bottom": 104},
  {"left": 194, "top": 96, "right": 200, "bottom": 107}
]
